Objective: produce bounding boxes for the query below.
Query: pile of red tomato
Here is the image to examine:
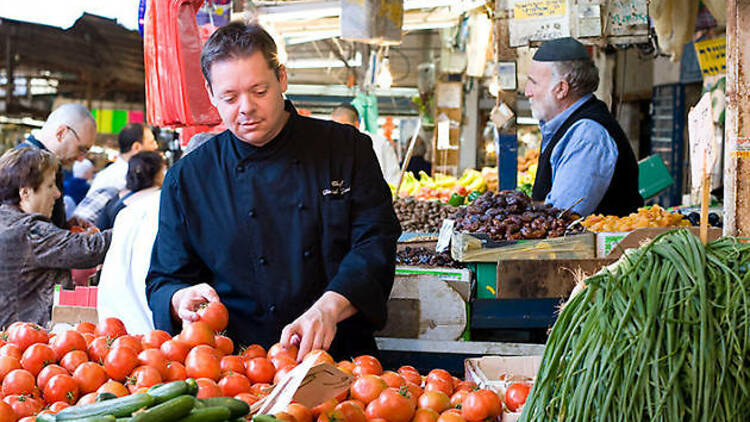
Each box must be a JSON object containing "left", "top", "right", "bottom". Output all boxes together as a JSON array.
[{"left": 0, "top": 302, "right": 531, "bottom": 422}]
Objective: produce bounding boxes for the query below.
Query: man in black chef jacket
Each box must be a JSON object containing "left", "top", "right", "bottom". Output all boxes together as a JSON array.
[{"left": 146, "top": 22, "right": 401, "bottom": 360}]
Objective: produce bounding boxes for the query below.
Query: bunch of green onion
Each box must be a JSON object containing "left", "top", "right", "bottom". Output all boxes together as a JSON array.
[{"left": 520, "top": 230, "right": 750, "bottom": 421}]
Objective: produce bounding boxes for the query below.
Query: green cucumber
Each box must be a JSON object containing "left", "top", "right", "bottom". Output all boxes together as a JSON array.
[
  {"left": 65, "top": 417, "right": 116, "bottom": 422},
  {"left": 185, "top": 378, "right": 199, "bottom": 396},
  {"left": 130, "top": 395, "right": 196, "bottom": 422},
  {"left": 148, "top": 380, "right": 189, "bottom": 404},
  {"left": 253, "top": 414, "right": 280, "bottom": 422},
  {"left": 57, "top": 394, "right": 154, "bottom": 420},
  {"left": 96, "top": 392, "right": 119, "bottom": 402},
  {"left": 198, "top": 397, "right": 249, "bottom": 418},
  {"left": 177, "top": 406, "right": 232, "bottom": 422},
  {"left": 35, "top": 414, "right": 56, "bottom": 422}
]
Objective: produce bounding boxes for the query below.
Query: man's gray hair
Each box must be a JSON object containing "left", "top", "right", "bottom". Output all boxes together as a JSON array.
[{"left": 551, "top": 59, "right": 599, "bottom": 98}]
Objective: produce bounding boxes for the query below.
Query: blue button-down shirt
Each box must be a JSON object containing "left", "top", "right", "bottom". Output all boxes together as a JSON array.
[{"left": 538, "top": 94, "right": 619, "bottom": 216}]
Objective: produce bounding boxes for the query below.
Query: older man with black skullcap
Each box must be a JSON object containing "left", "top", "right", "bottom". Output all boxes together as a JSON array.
[{"left": 525, "top": 37, "right": 643, "bottom": 217}]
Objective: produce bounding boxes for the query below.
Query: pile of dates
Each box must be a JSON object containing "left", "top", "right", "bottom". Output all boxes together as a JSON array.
[
  {"left": 452, "top": 190, "right": 582, "bottom": 241},
  {"left": 394, "top": 198, "right": 458, "bottom": 233},
  {"left": 396, "top": 246, "right": 465, "bottom": 268}
]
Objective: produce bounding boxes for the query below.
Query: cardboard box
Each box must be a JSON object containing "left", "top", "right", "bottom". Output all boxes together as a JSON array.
[
  {"left": 495, "top": 258, "right": 613, "bottom": 299},
  {"left": 465, "top": 355, "right": 542, "bottom": 422},
  {"left": 377, "top": 267, "right": 473, "bottom": 340},
  {"left": 252, "top": 360, "right": 353, "bottom": 415}
]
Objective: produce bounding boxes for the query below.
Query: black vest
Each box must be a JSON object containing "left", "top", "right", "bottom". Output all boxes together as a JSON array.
[{"left": 531, "top": 97, "right": 643, "bottom": 217}]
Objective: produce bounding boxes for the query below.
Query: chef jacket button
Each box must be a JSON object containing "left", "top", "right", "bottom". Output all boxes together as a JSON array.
[
  {"left": 269, "top": 305, "right": 277, "bottom": 314},
  {"left": 297, "top": 202, "right": 304, "bottom": 210},
  {"left": 236, "top": 165, "right": 245, "bottom": 173},
  {"left": 248, "top": 209, "right": 255, "bottom": 217},
  {"left": 259, "top": 256, "right": 267, "bottom": 265},
  {"left": 303, "top": 250, "right": 312, "bottom": 258}
]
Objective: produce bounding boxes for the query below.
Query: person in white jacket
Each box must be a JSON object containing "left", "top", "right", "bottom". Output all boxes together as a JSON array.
[{"left": 331, "top": 104, "right": 401, "bottom": 185}]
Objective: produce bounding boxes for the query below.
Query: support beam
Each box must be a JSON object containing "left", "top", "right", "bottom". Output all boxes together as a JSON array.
[{"left": 724, "top": 0, "right": 750, "bottom": 236}]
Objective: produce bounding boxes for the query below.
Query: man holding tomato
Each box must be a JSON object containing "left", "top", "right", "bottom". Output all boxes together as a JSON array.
[{"left": 146, "top": 22, "right": 401, "bottom": 360}]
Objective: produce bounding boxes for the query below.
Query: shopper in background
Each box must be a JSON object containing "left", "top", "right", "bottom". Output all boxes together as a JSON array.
[
  {"left": 64, "top": 158, "right": 95, "bottom": 204},
  {"left": 97, "top": 151, "right": 166, "bottom": 231},
  {"left": 331, "top": 104, "right": 401, "bottom": 185},
  {"left": 524, "top": 37, "right": 643, "bottom": 216},
  {"left": 0, "top": 148, "right": 111, "bottom": 328},
  {"left": 147, "top": 22, "right": 400, "bottom": 360},
  {"left": 17, "top": 103, "right": 97, "bottom": 228},
  {"left": 405, "top": 136, "right": 432, "bottom": 176},
  {"left": 75, "top": 123, "right": 159, "bottom": 224}
]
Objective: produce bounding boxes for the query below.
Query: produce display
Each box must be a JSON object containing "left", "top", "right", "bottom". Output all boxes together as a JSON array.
[
  {"left": 0, "top": 305, "right": 525, "bottom": 421},
  {"left": 393, "top": 198, "right": 457, "bottom": 233},
  {"left": 396, "top": 247, "right": 465, "bottom": 268},
  {"left": 391, "top": 170, "right": 486, "bottom": 203},
  {"left": 521, "top": 230, "right": 750, "bottom": 421},
  {"left": 581, "top": 205, "right": 691, "bottom": 232},
  {"left": 452, "top": 191, "right": 581, "bottom": 241}
]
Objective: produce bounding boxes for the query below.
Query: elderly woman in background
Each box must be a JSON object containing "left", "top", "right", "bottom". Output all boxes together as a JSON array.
[{"left": 0, "top": 147, "right": 111, "bottom": 328}]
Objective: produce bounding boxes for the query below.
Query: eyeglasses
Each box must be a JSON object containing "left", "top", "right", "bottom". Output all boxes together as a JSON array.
[{"left": 66, "top": 125, "right": 90, "bottom": 154}]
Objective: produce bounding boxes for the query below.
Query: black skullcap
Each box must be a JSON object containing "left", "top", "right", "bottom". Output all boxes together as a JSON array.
[{"left": 532, "top": 37, "right": 590, "bottom": 61}]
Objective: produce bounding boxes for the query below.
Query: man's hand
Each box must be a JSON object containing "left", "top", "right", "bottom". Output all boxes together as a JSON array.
[
  {"left": 171, "top": 283, "right": 220, "bottom": 324},
  {"left": 67, "top": 216, "right": 94, "bottom": 230},
  {"left": 280, "top": 291, "right": 356, "bottom": 361}
]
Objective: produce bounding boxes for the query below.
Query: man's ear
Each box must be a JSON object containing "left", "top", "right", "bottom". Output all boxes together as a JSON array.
[
  {"left": 555, "top": 79, "right": 570, "bottom": 100},
  {"left": 131, "top": 142, "right": 143, "bottom": 153},
  {"left": 278, "top": 64, "right": 288, "bottom": 93},
  {"left": 55, "top": 124, "right": 67, "bottom": 143},
  {"left": 19, "top": 186, "right": 32, "bottom": 202}
]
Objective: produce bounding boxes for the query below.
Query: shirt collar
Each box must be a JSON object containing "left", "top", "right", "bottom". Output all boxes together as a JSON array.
[
  {"left": 24, "top": 134, "right": 48, "bottom": 151},
  {"left": 233, "top": 99, "right": 298, "bottom": 161},
  {"left": 539, "top": 93, "right": 594, "bottom": 144}
]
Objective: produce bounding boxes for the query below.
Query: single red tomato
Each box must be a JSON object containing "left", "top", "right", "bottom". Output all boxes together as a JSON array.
[
  {"left": 419, "top": 391, "right": 451, "bottom": 413},
  {"left": 336, "top": 400, "right": 367, "bottom": 422},
  {"left": 235, "top": 392, "right": 260, "bottom": 407},
  {"left": 437, "top": 409, "right": 466, "bottom": 422},
  {"left": 1, "top": 369, "right": 35, "bottom": 396},
  {"left": 267, "top": 343, "right": 298, "bottom": 362},
  {"left": 87, "top": 336, "right": 112, "bottom": 363},
  {"left": 47, "top": 401, "right": 71, "bottom": 413},
  {"left": 425, "top": 378, "right": 454, "bottom": 396},
  {"left": 8, "top": 324, "right": 48, "bottom": 352},
  {"left": 245, "top": 357, "right": 276, "bottom": 384},
  {"left": 160, "top": 340, "right": 190, "bottom": 363},
  {"left": 214, "top": 335, "right": 234, "bottom": 356},
  {"left": 127, "top": 365, "right": 162, "bottom": 393},
  {"left": 20, "top": 343, "right": 56, "bottom": 376},
  {"left": 197, "top": 302, "right": 229, "bottom": 332},
  {"left": 96, "top": 380, "right": 128, "bottom": 397},
  {"left": 195, "top": 378, "right": 222, "bottom": 399},
  {"left": 111, "top": 335, "right": 143, "bottom": 355},
  {"left": 103, "top": 346, "right": 138, "bottom": 382},
  {"left": 450, "top": 390, "right": 469, "bottom": 408},
  {"left": 165, "top": 361, "right": 187, "bottom": 382},
  {"left": 381, "top": 371, "right": 406, "bottom": 389},
  {"left": 413, "top": 408, "right": 440, "bottom": 422},
  {"left": 350, "top": 374, "right": 387, "bottom": 404},
  {"left": 0, "top": 400, "right": 16, "bottom": 422},
  {"left": 286, "top": 402, "right": 312, "bottom": 422},
  {"left": 74, "top": 322, "right": 96, "bottom": 335},
  {"left": 240, "top": 344, "right": 266, "bottom": 360},
  {"left": 504, "top": 383, "right": 531, "bottom": 413},
  {"left": 180, "top": 322, "right": 216, "bottom": 348},
  {"left": 73, "top": 362, "right": 108, "bottom": 394},
  {"left": 273, "top": 364, "right": 296, "bottom": 385},
  {"left": 0, "top": 344, "right": 22, "bottom": 361},
  {"left": 95, "top": 318, "right": 127, "bottom": 339},
  {"left": 60, "top": 350, "right": 89, "bottom": 373},
  {"left": 43, "top": 374, "right": 79, "bottom": 405},
  {"left": 352, "top": 355, "right": 383, "bottom": 377},
  {"left": 77, "top": 392, "right": 98, "bottom": 405},
  {"left": 368, "top": 388, "right": 416, "bottom": 422},
  {"left": 461, "top": 389, "right": 501, "bottom": 422},
  {"left": 185, "top": 346, "right": 221, "bottom": 381},
  {"left": 3, "top": 394, "right": 43, "bottom": 418},
  {"left": 221, "top": 355, "right": 246, "bottom": 375},
  {"left": 218, "top": 373, "right": 252, "bottom": 396}
]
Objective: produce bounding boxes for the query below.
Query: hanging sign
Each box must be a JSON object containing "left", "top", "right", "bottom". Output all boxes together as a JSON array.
[
  {"left": 509, "top": 0, "right": 570, "bottom": 47},
  {"left": 694, "top": 37, "right": 727, "bottom": 77}
]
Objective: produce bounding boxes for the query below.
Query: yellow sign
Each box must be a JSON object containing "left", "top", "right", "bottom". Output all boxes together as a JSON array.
[
  {"left": 694, "top": 37, "right": 726, "bottom": 77},
  {"left": 514, "top": 0, "right": 566, "bottom": 19}
]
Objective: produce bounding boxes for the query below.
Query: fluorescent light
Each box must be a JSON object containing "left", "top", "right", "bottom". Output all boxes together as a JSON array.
[{"left": 285, "top": 52, "right": 362, "bottom": 69}]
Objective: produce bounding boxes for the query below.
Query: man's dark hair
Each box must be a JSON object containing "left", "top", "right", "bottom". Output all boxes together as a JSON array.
[
  {"left": 332, "top": 103, "right": 359, "bottom": 122},
  {"left": 0, "top": 147, "right": 58, "bottom": 205},
  {"left": 118, "top": 123, "right": 145, "bottom": 154},
  {"left": 201, "top": 22, "right": 282, "bottom": 90},
  {"left": 126, "top": 151, "right": 164, "bottom": 192}
]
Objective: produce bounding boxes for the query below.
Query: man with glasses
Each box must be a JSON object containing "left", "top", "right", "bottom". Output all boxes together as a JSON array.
[{"left": 18, "top": 103, "right": 97, "bottom": 228}]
